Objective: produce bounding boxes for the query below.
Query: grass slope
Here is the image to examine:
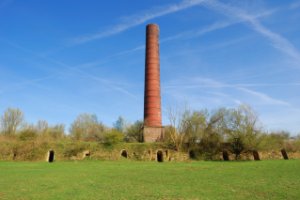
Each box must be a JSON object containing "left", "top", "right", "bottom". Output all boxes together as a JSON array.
[{"left": 0, "top": 160, "right": 299, "bottom": 200}]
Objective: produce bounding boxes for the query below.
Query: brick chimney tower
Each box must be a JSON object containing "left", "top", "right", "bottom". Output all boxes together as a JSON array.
[{"left": 143, "top": 24, "right": 163, "bottom": 142}]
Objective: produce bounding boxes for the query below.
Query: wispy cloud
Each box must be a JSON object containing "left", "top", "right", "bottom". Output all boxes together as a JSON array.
[
  {"left": 70, "top": 0, "right": 210, "bottom": 44},
  {"left": 0, "top": 39, "right": 137, "bottom": 99},
  {"left": 204, "top": 0, "right": 300, "bottom": 63},
  {"left": 78, "top": 5, "right": 276, "bottom": 70},
  {"left": 164, "top": 76, "right": 291, "bottom": 106},
  {"left": 290, "top": 1, "right": 300, "bottom": 9},
  {"left": 236, "top": 87, "right": 289, "bottom": 106},
  {"left": 162, "top": 8, "right": 275, "bottom": 42}
]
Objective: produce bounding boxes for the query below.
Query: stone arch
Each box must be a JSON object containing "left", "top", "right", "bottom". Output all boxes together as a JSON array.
[
  {"left": 157, "top": 150, "right": 163, "bottom": 162},
  {"left": 48, "top": 150, "right": 55, "bottom": 163},
  {"left": 222, "top": 150, "right": 229, "bottom": 161},
  {"left": 281, "top": 149, "right": 289, "bottom": 160},
  {"left": 252, "top": 150, "right": 260, "bottom": 161},
  {"left": 121, "top": 149, "right": 128, "bottom": 158},
  {"left": 82, "top": 150, "right": 90, "bottom": 159}
]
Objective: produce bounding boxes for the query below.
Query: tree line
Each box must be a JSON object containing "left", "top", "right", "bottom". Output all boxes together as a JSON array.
[
  {"left": 0, "top": 105, "right": 299, "bottom": 159},
  {"left": 0, "top": 108, "right": 142, "bottom": 145}
]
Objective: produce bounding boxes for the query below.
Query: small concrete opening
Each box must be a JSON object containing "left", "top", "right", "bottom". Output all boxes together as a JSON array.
[
  {"left": 281, "top": 149, "right": 289, "bottom": 160},
  {"left": 121, "top": 150, "right": 128, "bottom": 158},
  {"left": 82, "top": 150, "right": 90, "bottom": 159},
  {"left": 48, "top": 150, "right": 55, "bottom": 163},
  {"left": 189, "top": 150, "right": 196, "bottom": 159},
  {"left": 157, "top": 150, "right": 163, "bottom": 162},
  {"left": 222, "top": 150, "right": 229, "bottom": 161},
  {"left": 252, "top": 150, "right": 260, "bottom": 161}
]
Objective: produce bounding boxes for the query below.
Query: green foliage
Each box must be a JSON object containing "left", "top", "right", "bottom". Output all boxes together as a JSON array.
[
  {"left": 103, "top": 129, "right": 124, "bottom": 146},
  {"left": 230, "top": 137, "right": 244, "bottom": 160},
  {"left": 0, "top": 105, "right": 298, "bottom": 157},
  {"left": 164, "top": 105, "right": 262, "bottom": 159},
  {"left": 125, "top": 120, "right": 143, "bottom": 142},
  {"left": 18, "top": 126, "right": 38, "bottom": 141},
  {"left": 63, "top": 143, "right": 87, "bottom": 158},
  {"left": 258, "top": 131, "right": 290, "bottom": 151},
  {"left": 198, "top": 131, "right": 222, "bottom": 160}
]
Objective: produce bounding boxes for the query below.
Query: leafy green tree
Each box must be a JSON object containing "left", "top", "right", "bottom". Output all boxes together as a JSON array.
[
  {"left": 181, "top": 109, "right": 223, "bottom": 159},
  {"left": 125, "top": 120, "right": 143, "bottom": 142},
  {"left": 258, "top": 130, "right": 290, "bottom": 151},
  {"left": 217, "top": 105, "right": 261, "bottom": 159},
  {"left": 180, "top": 110, "right": 208, "bottom": 147}
]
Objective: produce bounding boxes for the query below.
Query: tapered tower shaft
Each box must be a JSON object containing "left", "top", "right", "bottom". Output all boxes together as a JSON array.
[{"left": 144, "top": 24, "right": 162, "bottom": 127}]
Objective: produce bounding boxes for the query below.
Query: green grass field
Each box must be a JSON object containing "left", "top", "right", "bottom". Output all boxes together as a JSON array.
[{"left": 0, "top": 160, "right": 299, "bottom": 200}]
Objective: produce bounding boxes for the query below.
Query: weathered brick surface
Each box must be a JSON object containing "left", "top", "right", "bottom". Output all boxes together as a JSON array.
[{"left": 143, "top": 126, "right": 164, "bottom": 142}]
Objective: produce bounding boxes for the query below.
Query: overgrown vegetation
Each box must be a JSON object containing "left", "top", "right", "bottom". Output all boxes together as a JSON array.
[{"left": 1, "top": 106, "right": 300, "bottom": 161}]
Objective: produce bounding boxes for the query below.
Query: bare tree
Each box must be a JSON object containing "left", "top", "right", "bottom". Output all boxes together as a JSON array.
[
  {"left": 69, "top": 113, "right": 105, "bottom": 141},
  {"left": 0, "top": 108, "right": 24, "bottom": 135},
  {"left": 164, "top": 107, "right": 186, "bottom": 151},
  {"left": 36, "top": 120, "right": 49, "bottom": 135}
]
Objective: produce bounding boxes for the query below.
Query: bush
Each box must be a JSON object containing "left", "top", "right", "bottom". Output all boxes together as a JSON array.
[
  {"left": 19, "top": 128, "right": 37, "bottom": 141},
  {"left": 103, "top": 129, "right": 124, "bottom": 146}
]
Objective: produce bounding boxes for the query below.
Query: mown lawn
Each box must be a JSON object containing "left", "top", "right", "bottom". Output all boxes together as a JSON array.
[{"left": 0, "top": 160, "right": 299, "bottom": 200}]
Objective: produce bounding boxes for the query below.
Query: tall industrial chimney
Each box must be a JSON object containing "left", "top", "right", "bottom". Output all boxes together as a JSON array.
[{"left": 143, "top": 24, "right": 163, "bottom": 142}]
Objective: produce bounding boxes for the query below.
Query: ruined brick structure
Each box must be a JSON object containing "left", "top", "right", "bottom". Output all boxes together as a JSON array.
[{"left": 143, "top": 24, "right": 164, "bottom": 142}]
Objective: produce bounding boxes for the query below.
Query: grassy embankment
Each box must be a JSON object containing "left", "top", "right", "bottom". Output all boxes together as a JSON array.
[{"left": 0, "top": 160, "right": 299, "bottom": 200}]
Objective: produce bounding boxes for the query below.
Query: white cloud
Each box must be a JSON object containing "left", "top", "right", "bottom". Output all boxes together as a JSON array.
[
  {"left": 204, "top": 0, "right": 300, "bottom": 64},
  {"left": 164, "top": 76, "right": 290, "bottom": 107},
  {"left": 71, "top": 0, "right": 210, "bottom": 44},
  {"left": 162, "top": 8, "right": 275, "bottom": 42},
  {"left": 236, "top": 87, "right": 289, "bottom": 106}
]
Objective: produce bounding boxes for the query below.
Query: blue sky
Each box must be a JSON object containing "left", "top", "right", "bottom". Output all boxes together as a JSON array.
[{"left": 0, "top": 0, "right": 300, "bottom": 134}]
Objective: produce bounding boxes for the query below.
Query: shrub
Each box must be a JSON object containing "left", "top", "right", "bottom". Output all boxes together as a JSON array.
[{"left": 103, "top": 129, "right": 124, "bottom": 146}]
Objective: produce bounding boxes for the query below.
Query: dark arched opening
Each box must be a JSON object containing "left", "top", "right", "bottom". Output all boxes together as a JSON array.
[
  {"left": 222, "top": 150, "right": 229, "bottom": 161},
  {"left": 13, "top": 153, "right": 17, "bottom": 160},
  {"left": 48, "top": 150, "right": 55, "bottom": 163},
  {"left": 157, "top": 150, "right": 163, "bottom": 162},
  {"left": 121, "top": 150, "right": 128, "bottom": 158},
  {"left": 252, "top": 150, "right": 260, "bottom": 161},
  {"left": 281, "top": 149, "right": 289, "bottom": 160},
  {"left": 189, "top": 150, "right": 196, "bottom": 159}
]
